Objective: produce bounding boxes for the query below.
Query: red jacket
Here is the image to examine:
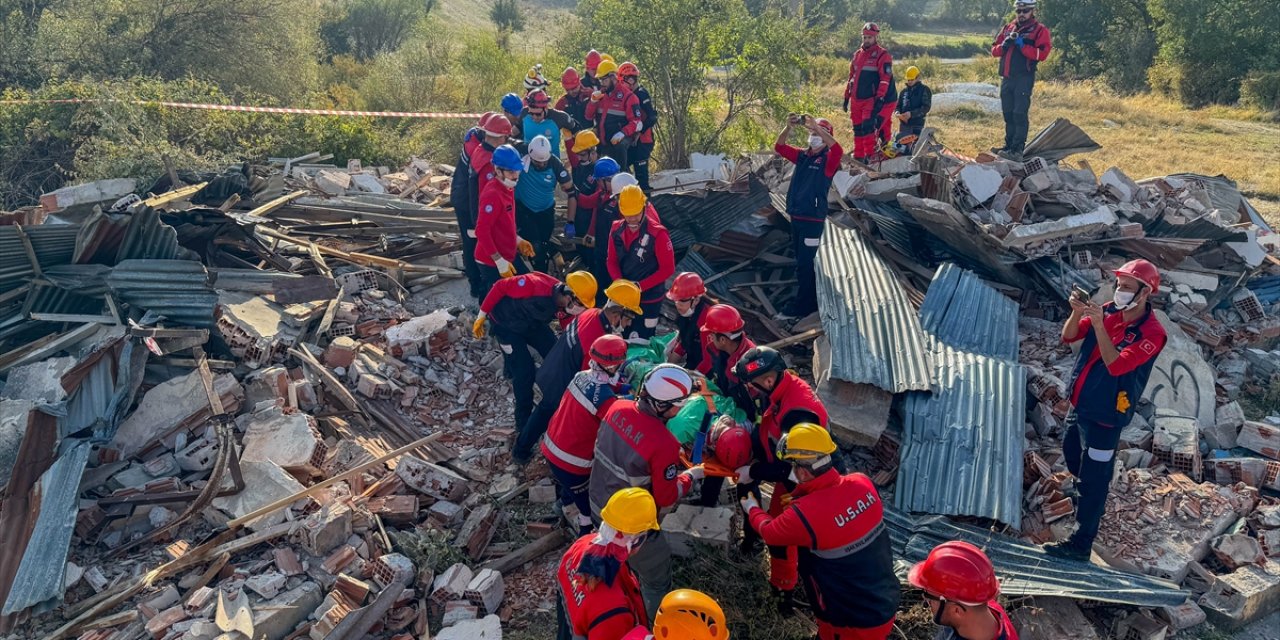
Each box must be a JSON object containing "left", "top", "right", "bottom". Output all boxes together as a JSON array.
[
  {"left": 586, "top": 85, "right": 643, "bottom": 140},
  {"left": 473, "top": 178, "right": 517, "bottom": 267},
  {"left": 558, "top": 535, "right": 647, "bottom": 640},
  {"left": 751, "top": 371, "right": 830, "bottom": 483},
  {"left": 710, "top": 336, "right": 757, "bottom": 421},
  {"left": 480, "top": 271, "right": 561, "bottom": 335},
  {"left": 845, "top": 44, "right": 893, "bottom": 103},
  {"left": 606, "top": 215, "right": 675, "bottom": 301},
  {"left": 620, "top": 628, "right": 650, "bottom": 640},
  {"left": 589, "top": 400, "right": 692, "bottom": 516},
  {"left": 992, "top": 20, "right": 1052, "bottom": 78},
  {"left": 747, "top": 469, "right": 899, "bottom": 629},
  {"left": 543, "top": 369, "right": 623, "bottom": 475}
]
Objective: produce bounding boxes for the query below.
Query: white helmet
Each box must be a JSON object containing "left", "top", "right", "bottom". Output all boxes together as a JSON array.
[
  {"left": 528, "top": 135, "right": 553, "bottom": 162},
  {"left": 1014, "top": 0, "right": 1036, "bottom": 6},
  {"left": 611, "top": 172, "right": 638, "bottom": 192},
  {"left": 642, "top": 364, "right": 693, "bottom": 404}
]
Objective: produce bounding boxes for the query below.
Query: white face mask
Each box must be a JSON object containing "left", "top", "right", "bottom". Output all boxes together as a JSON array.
[
  {"left": 1113, "top": 289, "right": 1137, "bottom": 311},
  {"left": 788, "top": 468, "right": 799, "bottom": 483},
  {"left": 566, "top": 302, "right": 586, "bottom": 316},
  {"left": 596, "top": 523, "right": 639, "bottom": 549},
  {"left": 678, "top": 304, "right": 696, "bottom": 318},
  {"left": 808, "top": 135, "right": 824, "bottom": 150},
  {"left": 501, "top": 177, "right": 518, "bottom": 188}
]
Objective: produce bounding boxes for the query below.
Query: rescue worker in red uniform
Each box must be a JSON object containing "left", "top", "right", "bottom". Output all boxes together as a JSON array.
[
  {"left": 1048, "top": 259, "right": 1166, "bottom": 562},
  {"left": 450, "top": 112, "right": 495, "bottom": 299},
  {"left": 617, "top": 62, "right": 657, "bottom": 191},
  {"left": 774, "top": 115, "right": 842, "bottom": 321},
  {"left": 991, "top": 0, "right": 1052, "bottom": 160},
  {"left": 590, "top": 364, "right": 704, "bottom": 620},
  {"left": 733, "top": 346, "right": 830, "bottom": 610},
  {"left": 576, "top": 157, "right": 620, "bottom": 293},
  {"left": 556, "top": 488, "right": 657, "bottom": 640},
  {"left": 582, "top": 49, "right": 604, "bottom": 92},
  {"left": 701, "top": 305, "right": 757, "bottom": 422},
  {"left": 586, "top": 60, "right": 643, "bottom": 172},
  {"left": 474, "top": 144, "right": 536, "bottom": 293},
  {"left": 513, "top": 280, "right": 641, "bottom": 465},
  {"left": 543, "top": 334, "right": 630, "bottom": 535},
  {"left": 842, "top": 22, "right": 895, "bottom": 162},
  {"left": 559, "top": 67, "right": 593, "bottom": 162},
  {"left": 618, "top": 590, "right": 728, "bottom": 640},
  {"left": 474, "top": 271, "right": 597, "bottom": 440},
  {"left": 663, "top": 272, "right": 718, "bottom": 375},
  {"left": 909, "top": 541, "right": 1020, "bottom": 640},
  {"left": 741, "top": 425, "right": 899, "bottom": 640},
  {"left": 467, "top": 116, "right": 513, "bottom": 290},
  {"left": 607, "top": 185, "right": 675, "bottom": 343}
]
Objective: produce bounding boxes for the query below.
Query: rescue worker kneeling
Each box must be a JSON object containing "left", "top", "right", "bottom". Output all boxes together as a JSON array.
[
  {"left": 740, "top": 425, "right": 900, "bottom": 640},
  {"left": 557, "top": 488, "right": 657, "bottom": 640}
]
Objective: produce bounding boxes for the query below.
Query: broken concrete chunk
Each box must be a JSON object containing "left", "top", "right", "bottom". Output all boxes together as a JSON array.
[
  {"left": 211, "top": 460, "right": 306, "bottom": 531},
  {"left": 1211, "top": 534, "right": 1266, "bottom": 571},
  {"left": 662, "top": 505, "right": 734, "bottom": 557},
  {"left": 313, "top": 170, "right": 352, "bottom": 196},
  {"left": 111, "top": 370, "right": 243, "bottom": 459},
  {"left": 253, "top": 581, "right": 322, "bottom": 640},
  {"left": 1199, "top": 559, "right": 1280, "bottom": 630},
  {"left": 0, "top": 356, "right": 76, "bottom": 403},
  {"left": 244, "top": 571, "right": 288, "bottom": 600},
  {"left": 431, "top": 563, "right": 474, "bottom": 604},
  {"left": 396, "top": 456, "right": 468, "bottom": 501},
  {"left": 464, "top": 568, "right": 504, "bottom": 614},
  {"left": 1239, "top": 421, "right": 1280, "bottom": 460},
  {"left": 959, "top": 163, "right": 1003, "bottom": 203},
  {"left": 1009, "top": 596, "right": 1101, "bottom": 640},
  {"left": 435, "top": 614, "right": 502, "bottom": 640},
  {"left": 1002, "top": 205, "right": 1118, "bottom": 250},
  {"left": 241, "top": 406, "right": 327, "bottom": 475}
]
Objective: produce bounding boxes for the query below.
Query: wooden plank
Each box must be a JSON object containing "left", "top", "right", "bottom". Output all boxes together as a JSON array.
[
  {"left": 14, "top": 224, "right": 43, "bottom": 278},
  {"left": 751, "top": 285, "right": 779, "bottom": 317},
  {"left": 141, "top": 182, "right": 207, "bottom": 209},
  {"left": 762, "top": 327, "right": 825, "bottom": 351},
  {"left": 480, "top": 530, "right": 570, "bottom": 574},
  {"left": 244, "top": 190, "right": 307, "bottom": 219},
  {"left": 28, "top": 313, "right": 116, "bottom": 324}
]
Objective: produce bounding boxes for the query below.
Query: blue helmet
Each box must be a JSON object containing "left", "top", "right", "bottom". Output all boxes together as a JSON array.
[
  {"left": 491, "top": 145, "right": 524, "bottom": 172},
  {"left": 501, "top": 93, "right": 523, "bottom": 116},
  {"left": 593, "top": 156, "right": 620, "bottom": 180}
]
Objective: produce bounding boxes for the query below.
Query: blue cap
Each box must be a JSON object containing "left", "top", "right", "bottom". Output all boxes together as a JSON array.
[
  {"left": 593, "top": 157, "right": 620, "bottom": 180},
  {"left": 501, "top": 93, "right": 523, "bottom": 116},
  {"left": 492, "top": 144, "right": 524, "bottom": 172}
]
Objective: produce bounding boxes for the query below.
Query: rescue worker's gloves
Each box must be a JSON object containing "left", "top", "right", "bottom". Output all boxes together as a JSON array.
[
  {"left": 841, "top": 97, "right": 849, "bottom": 112},
  {"left": 472, "top": 313, "right": 488, "bottom": 339},
  {"left": 610, "top": 132, "right": 625, "bottom": 145},
  {"left": 591, "top": 90, "right": 604, "bottom": 102},
  {"left": 740, "top": 494, "right": 760, "bottom": 514},
  {"left": 517, "top": 237, "right": 535, "bottom": 258},
  {"left": 1015, "top": 34, "right": 1026, "bottom": 47},
  {"left": 898, "top": 112, "right": 910, "bottom": 123},
  {"left": 495, "top": 257, "right": 516, "bottom": 278},
  {"left": 466, "top": 229, "right": 477, "bottom": 239},
  {"left": 682, "top": 465, "right": 706, "bottom": 481},
  {"left": 734, "top": 465, "right": 753, "bottom": 485},
  {"left": 583, "top": 235, "right": 595, "bottom": 248}
]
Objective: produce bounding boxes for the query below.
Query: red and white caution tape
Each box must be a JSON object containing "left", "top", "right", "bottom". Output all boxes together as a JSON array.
[{"left": 0, "top": 97, "right": 484, "bottom": 119}]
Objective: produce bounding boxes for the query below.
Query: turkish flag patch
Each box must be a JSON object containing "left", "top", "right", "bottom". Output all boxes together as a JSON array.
[{"left": 1139, "top": 340, "right": 1156, "bottom": 355}]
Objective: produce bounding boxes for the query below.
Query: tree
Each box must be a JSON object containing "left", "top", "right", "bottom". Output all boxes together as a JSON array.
[
  {"left": 570, "top": 0, "right": 812, "bottom": 167},
  {"left": 1040, "top": 0, "right": 1156, "bottom": 93},
  {"left": 1148, "top": 0, "right": 1280, "bottom": 106},
  {"left": 939, "top": 0, "right": 1009, "bottom": 24},
  {"left": 490, "top": 0, "right": 524, "bottom": 51},
  {"left": 320, "top": 0, "right": 436, "bottom": 62},
  {"left": 0, "top": 0, "right": 56, "bottom": 88}
]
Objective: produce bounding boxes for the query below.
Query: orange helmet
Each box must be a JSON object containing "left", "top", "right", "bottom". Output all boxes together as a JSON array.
[
  {"left": 907, "top": 541, "right": 1000, "bottom": 607},
  {"left": 700, "top": 304, "right": 744, "bottom": 335},
  {"left": 618, "top": 61, "right": 640, "bottom": 79},
  {"left": 666, "top": 272, "right": 707, "bottom": 301},
  {"left": 1114, "top": 259, "right": 1160, "bottom": 291}
]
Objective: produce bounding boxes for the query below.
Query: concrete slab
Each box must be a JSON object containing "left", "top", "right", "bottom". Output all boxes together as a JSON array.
[
  {"left": 212, "top": 460, "right": 307, "bottom": 531},
  {"left": 110, "top": 370, "right": 242, "bottom": 458},
  {"left": 435, "top": 613, "right": 501, "bottom": 640},
  {"left": 662, "top": 505, "right": 734, "bottom": 556},
  {"left": 1, "top": 356, "right": 76, "bottom": 403},
  {"left": 253, "top": 581, "right": 322, "bottom": 640},
  {"left": 1009, "top": 596, "right": 1101, "bottom": 640},
  {"left": 241, "top": 406, "right": 325, "bottom": 474},
  {"left": 1002, "top": 205, "right": 1118, "bottom": 250},
  {"left": 813, "top": 335, "right": 891, "bottom": 447},
  {"left": 348, "top": 174, "right": 386, "bottom": 194},
  {"left": 1142, "top": 312, "right": 1217, "bottom": 429},
  {"left": 1199, "top": 558, "right": 1280, "bottom": 630}
]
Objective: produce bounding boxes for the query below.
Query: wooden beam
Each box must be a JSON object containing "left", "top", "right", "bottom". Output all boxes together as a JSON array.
[
  {"left": 761, "top": 327, "right": 824, "bottom": 351},
  {"left": 244, "top": 190, "right": 307, "bottom": 219},
  {"left": 141, "top": 182, "right": 208, "bottom": 209},
  {"left": 481, "top": 530, "right": 571, "bottom": 574},
  {"left": 28, "top": 313, "right": 117, "bottom": 324}
]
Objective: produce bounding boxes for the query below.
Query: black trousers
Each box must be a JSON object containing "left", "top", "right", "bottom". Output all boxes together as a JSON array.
[
  {"left": 787, "top": 219, "right": 824, "bottom": 317},
  {"left": 1000, "top": 74, "right": 1036, "bottom": 152},
  {"left": 600, "top": 137, "right": 631, "bottom": 172},
  {"left": 516, "top": 200, "right": 556, "bottom": 273},
  {"left": 629, "top": 142, "right": 654, "bottom": 191},
  {"left": 495, "top": 325, "right": 558, "bottom": 436},
  {"left": 626, "top": 298, "right": 663, "bottom": 342},
  {"left": 454, "top": 210, "right": 485, "bottom": 298},
  {"left": 1062, "top": 411, "right": 1122, "bottom": 548}
]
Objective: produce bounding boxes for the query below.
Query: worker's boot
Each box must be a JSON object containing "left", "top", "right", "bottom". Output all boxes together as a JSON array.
[{"left": 1043, "top": 537, "right": 1091, "bottom": 562}]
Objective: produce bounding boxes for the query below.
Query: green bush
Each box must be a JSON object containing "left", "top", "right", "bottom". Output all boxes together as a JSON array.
[{"left": 1241, "top": 71, "right": 1280, "bottom": 111}]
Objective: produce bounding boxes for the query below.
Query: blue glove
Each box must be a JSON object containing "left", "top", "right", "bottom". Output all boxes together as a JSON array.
[
  {"left": 1015, "top": 35, "right": 1026, "bottom": 47},
  {"left": 564, "top": 222, "right": 576, "bottom": 238}
]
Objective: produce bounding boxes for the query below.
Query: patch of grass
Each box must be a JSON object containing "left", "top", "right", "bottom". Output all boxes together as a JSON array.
[
  {"left": 672, "top": 542, "right": 817, "bottom": 639},
  {"left": 1238, "top": 376, "right": 1280, "bottom": 421},
  {"left": 887, "top": 30, "right": 993, "bottom": 59}
]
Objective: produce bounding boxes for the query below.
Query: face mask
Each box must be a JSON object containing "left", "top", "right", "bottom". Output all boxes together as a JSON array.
[
  {"left": 788, "top": 468, "right": 799, "bottom": 483},
  {"left": 808, "top": 135, "right": 824, "bottom": 150},
  {"left": 501, "top": 177, "right": 518, "bottom": 188},
  {"left": 678, "top": 303, "right": 696, "bottom": 318},
  {"left": 566, "top": 302, "right": 586, "bottom": 316},
  {"left": 1113, "top": 289, "right": 1137, "bottom": 310},
  {"left": 596, "top": 523, "right": 638, "bottom": 549}
]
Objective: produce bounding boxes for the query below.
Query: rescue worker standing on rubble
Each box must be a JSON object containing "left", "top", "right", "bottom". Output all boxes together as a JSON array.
[
  {"left": 586, "top": 59, "right": 643, "bottom": 171},
  {"left": 590, "top": 364, "right": 704, "bottom": 621},
  {"left": 991, "top": 0, "right": 1052, "bottom": 160},
  {"left": 909, "top": 541, "right": 1019, "bottom": 640},
  {"left": 474, "top": 144, "right": 536, "bottom": 292},
  {"left": 543, "top": 334, "right": 630, "bottom": 535},
  {"left": 664, "top": 272, "right": 718, "bottom": 375},
  {"left": 474, "top": 270, "right": 597, "bottom": 441},
  {"left": 702, "top": 304, "right": 757, "bottom": 422},
  {"left": 607, "top": 185, "right": 675, "bottom": 343},
  {"left": 1048, "top": 259, "right": 1167, "bottom": 561},
  {"left": 619, "top": 590, "right": 729, "bottom": 640},
  {"left": 895, "top": 66, "right": 932, "bottom": 151},
  {"left": 774, "top": 114, "right": 841, "bottom": 322},
  {"left": 513, "top": 280, "right": 643, "bottom": 465},
  {"left": 467, "top": 114, "right": 513, "bottom": 289},
  {"left": 741, "top": 424, "right": 900, "bottom": 639},
  {"left": 556, "top": 488, "right": 657, "bottom": 640},
  {"left": 450, "top": 112, "right": 495, "bottom": 299},
  {"left": 515, "top": 135, "right": 577, "bottom": 272},
  {"left": 617, "top": 62, "right": 658, "bottom": 191},
  {"left": 843, "top": 22, "right": 894, "bottom": 163},
  {"left": 733, "top": 346, "right": 830, "bottom": 612}
]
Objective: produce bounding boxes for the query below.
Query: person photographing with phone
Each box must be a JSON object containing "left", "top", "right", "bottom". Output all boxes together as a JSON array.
[
  {"left": 773, "top": 113, "right": 841, "bottom": 323},
  {"left": 1046, "top": 259, "right": 1166, "bottom": 561}
]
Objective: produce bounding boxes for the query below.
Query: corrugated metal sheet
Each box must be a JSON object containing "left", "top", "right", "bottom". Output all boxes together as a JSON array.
[
  {"left": 651, "top": 179, "right": 773, "bottom": 252},
  {"left": 1, "top": 439, "right": 91, "bottom": 616},
  {"left": 886, "top": 508, "right": 1187, "bottom": 607},
  {"left": 106, "top": 259, "right": 217, "bottom": 327},
  {"left": 896, "top": 342, "right": 1026, "bottom": 528},
  {"left": 816, "top": 219, "right": 934, "bottom": 392},
  {"left": 0, "top": 225, "right": 80, "bottom": 294},
  {"left": 674, "top": 252, "right": 746, "bottom": 308},
  {"left": 919, "top": 264, "right": 1019, "bottom": 361},
  {"left": 116, "top": 207, "right": 181, "bottom": 261},
  {"left": 1023, "top": 118, "right": 1101, "bottom": 163},
  {"left": 1025, "top": 256, "right": 1102, "bottom": 301}
]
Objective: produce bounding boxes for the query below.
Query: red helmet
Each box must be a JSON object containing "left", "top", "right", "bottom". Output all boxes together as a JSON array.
[
  {"left": 907, "top": 541, "right": 999, "bottom": 607},
  {"left": 700, "top": 304, "right": 744, "bottom": 335},
  {"left": 589, "top": 334, "right": 629, "bottom": 369},
  {"left": 561, "top": 66, "right": 581, "bottom": 91},
  {"left": 1114, "top": 259, "right": 1160, "bottom": 291},
  {"left": 862, "top": 22, "right": 880, "bottom": 35},
  {"left": 483, "top": 115, "right": 513, "bottom": 137},
  {"left": 814, "top": 117, "right": 834, "bottom": 135},
  {"left": 526, "top": 89, "right": 551, "bottom": 109},
  {"left": 585, "top": 49, "right": 602, "bottom": 72},
  {"left": 712, "top": 426, "right": 752, "bottom": 468},
  {"left": 477, "top": 111, "right": 496, "bottom": 128},
  {"left": 618, "top": 62, "right": 640, "bottom": 79},
  {"left": 666, "top": 272, "right": 707, "bottom": 300}
]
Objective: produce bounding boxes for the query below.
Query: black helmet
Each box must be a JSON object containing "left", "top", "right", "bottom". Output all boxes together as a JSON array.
[{"left": 734, "top": 346, "right": 786, "bottom": 382}]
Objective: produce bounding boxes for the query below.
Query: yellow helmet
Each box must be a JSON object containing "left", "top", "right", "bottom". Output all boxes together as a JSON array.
[
  {"left": 618, "top": 184, "right": 647, "bottom": 217},
  {"left": 572, "top": 130, "right": 601, "bottom": 153},
  {"left": 600, "top": 53, "right": 616, "bottom": 65},
  {"left": 653, "top": 590, "right": 729, "bottom": 640},
  {"left": 905, "top": 65, "right": 921, "bottom": 81},
  {"left": 565, "top": 271, "right": 597, "bottom": 308},
  {"left": 777, "top": 423, "right": 837, "bottom": 462},
  {"left": 882, "top": 142, "right": 899, "bottom": 159},
  {"left": 604, "top": 279, "right": 643, "bottom": 315},
  {"left": 600, "top": 487, "right": 660, "bottom": 535},
  {"left": 596, "top": 59, "right": 619, "bottom": 78}
]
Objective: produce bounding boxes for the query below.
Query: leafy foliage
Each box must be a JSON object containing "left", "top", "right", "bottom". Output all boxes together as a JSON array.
[
  {"left": 491, "top": 0, "right": 524, "bottom": 50},
  {"left": 319, "top": 0, "right": 436, "bottom": 61}
]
